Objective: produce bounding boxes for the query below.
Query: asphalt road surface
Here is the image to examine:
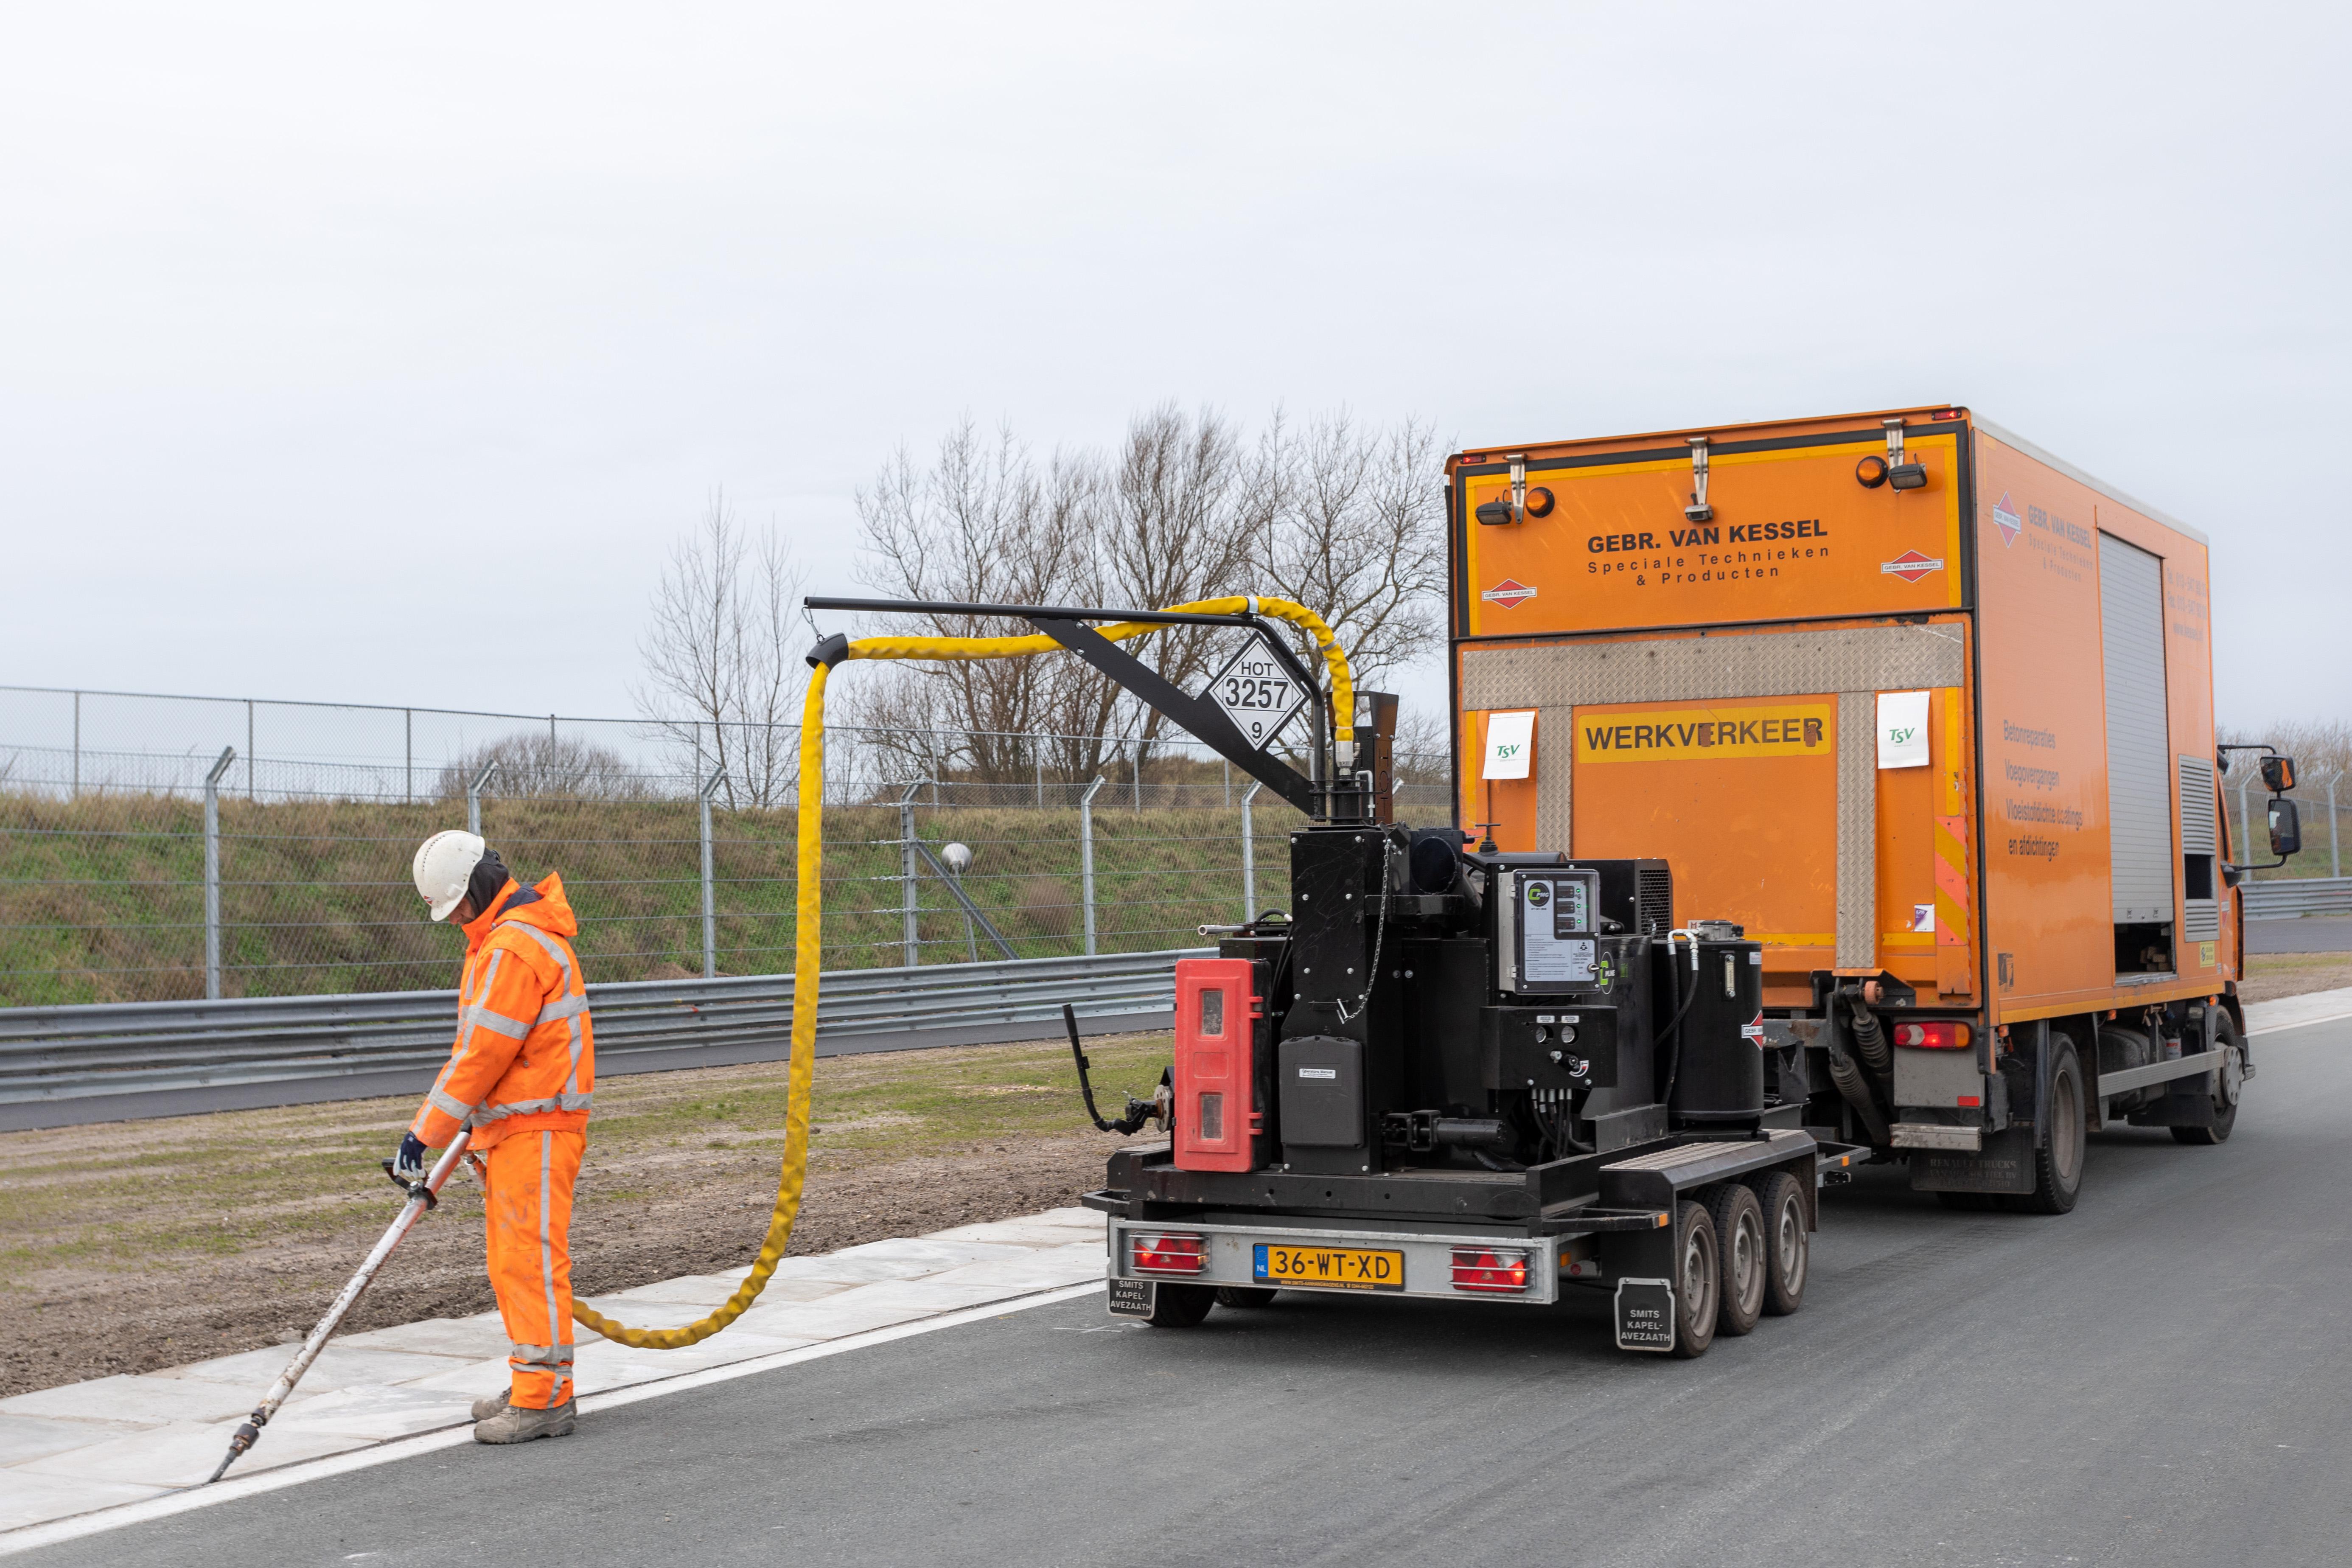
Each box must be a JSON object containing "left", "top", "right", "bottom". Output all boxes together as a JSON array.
[{"left": 31, "top": 1015, "right": 2352, "bottom": 1568}]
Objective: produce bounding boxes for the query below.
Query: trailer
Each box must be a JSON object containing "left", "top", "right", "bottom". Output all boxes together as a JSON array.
[{"left": 1441, "top": 405, "right": 2304, "bottom": 1212}]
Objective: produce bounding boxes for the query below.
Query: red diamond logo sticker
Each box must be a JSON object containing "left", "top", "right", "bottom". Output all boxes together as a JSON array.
[
  {"left": 1992, "top": 491, "right": 2022, "bottom": 548},
  {"left": 1879, "top": 550, "right": 1945, "bottom": 583},
  {"left": 1481, "top": 578, "right": 1538, "bottom": 609}
]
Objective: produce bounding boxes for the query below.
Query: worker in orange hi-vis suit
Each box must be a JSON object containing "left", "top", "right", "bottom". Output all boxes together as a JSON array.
[{"left": 395, "top": 829, "right": 594, "bottom": 1445}]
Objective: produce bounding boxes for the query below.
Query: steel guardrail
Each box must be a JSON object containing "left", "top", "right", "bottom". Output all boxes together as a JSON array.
[
  {"left": 0, "top": 949, "right": 1209, "bottom": 1103},
  {"left": 2243, "top": 877, "right": 2352, "bottom": 919}
]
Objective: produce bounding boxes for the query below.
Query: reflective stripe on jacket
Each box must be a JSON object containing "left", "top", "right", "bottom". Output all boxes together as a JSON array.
[{"left": 409, "top": 872, "right": 595, "bottom": 1152}]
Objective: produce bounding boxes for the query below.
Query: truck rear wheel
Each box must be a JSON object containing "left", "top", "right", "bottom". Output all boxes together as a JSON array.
[
  {"left": 1144, "top": 1283, "right": 1215, "bottom": 1327},
  {"left": 2003, "top": 1034, "right": 2084, "bottom": 1215},
  {"left": 1742, "top": 1170, "right": 1808, "bottom": 1316},
  {"left": 1667, "top": 1199, "right": 1719, "bottom": 1359},
  {"left": 1704, "top": 1183, "right": 1766, "bottom": 1337},
  {"left": 2171, "top": 1012, "right": 2243, "bottom": 1146}
]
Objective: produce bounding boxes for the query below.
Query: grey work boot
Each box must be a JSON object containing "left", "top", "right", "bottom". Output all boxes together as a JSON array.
[
  {"left": 470, "top": 1390, "right": 511, "bottom": 1423},
  {"left": 473, "top": 1398, "right": 576, "bottom": 1445}
]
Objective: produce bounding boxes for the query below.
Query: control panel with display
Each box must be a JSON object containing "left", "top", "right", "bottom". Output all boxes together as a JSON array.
[{"left": 1500, "top": 867, "right": 1605, "bottom": 994}]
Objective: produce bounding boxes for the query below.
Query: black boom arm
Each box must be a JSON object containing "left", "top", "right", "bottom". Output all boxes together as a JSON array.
[{"left": 803, "top": 596, "right": 1325, "bottom": 817}]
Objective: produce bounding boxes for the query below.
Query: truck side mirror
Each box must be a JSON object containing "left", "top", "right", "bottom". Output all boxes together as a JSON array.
[
  {"left": 2262, "top": 755, "right": 2297, "bottom": 792},
  {"left": 2270, "top": 797, "right": 2303, "bottom": 858}
]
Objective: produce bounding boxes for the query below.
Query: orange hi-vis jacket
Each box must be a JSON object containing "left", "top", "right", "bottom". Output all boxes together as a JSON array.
[{"left": 409, "top": 874, "right": 594, "bottom": 1153}]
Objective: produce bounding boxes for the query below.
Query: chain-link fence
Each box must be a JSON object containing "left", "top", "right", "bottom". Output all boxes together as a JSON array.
[
  {"left": 2226, "top": 758, "right": 2348, "bottom": 881},
  {"left": 0, "top": 685, "right": 1452, "bottom": 1006}
]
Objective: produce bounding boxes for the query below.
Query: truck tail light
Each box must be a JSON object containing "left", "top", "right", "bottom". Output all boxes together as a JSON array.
[
  {"left": 1893, "top": 1021, "right": 1973, "bottom": 1049},
  {"left": 1131, "top": 1233, "right": 1206, "bottom": 1274},
  {"left": 1451, "top": 1248, "right": 1530, "bottom": 1294}
]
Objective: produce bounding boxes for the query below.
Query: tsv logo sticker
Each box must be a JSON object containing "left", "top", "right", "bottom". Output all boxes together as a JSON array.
[
  {"left": 1481, "top": 579, "right": 1537, "bottom": 608},
  {"left": 1879, "top": 550, "right": 1945, "bottom": 583}
]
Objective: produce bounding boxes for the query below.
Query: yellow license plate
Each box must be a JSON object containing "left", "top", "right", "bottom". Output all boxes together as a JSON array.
[{"left": 1253, "top": 1243, "right": 1406, "bottom": 1291}]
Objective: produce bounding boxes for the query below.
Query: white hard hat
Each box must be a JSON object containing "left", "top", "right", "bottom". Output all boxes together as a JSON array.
[{"left": 412, "top": 830, "right": 487, "bottom": 922}]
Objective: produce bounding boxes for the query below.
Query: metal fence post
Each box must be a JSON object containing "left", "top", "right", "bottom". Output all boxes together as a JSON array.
[
  {"left": 1132, "top": 740, "right": 1142, "bottom": 813},
  {"left": 1035, "top": 743, "right": 1044, "bottom": 808},
  {"left": 467, "top": 759, "right": 500, "bottom": 836},
  {"left": 700, "top": 766, "right": 726, "bottom": 979},
  {"left": 2237, "top": 776, "right": 2252, "bottom": 870},
  {"left": 1080, "top": 775, "right": 1107, "bottom": 957},
  {"left": 72, "top": 691, "right": 80, "bottom": 798},
  {"left": 1241, "top": 780, "right": 1263, "bottom": 920},
  {"left": 405, "top": 709, "right": 413, "bottom": 804},
  {"left": 2330, "top": 772, "right": 2341, "bottom": 879},
  {"left": 246, "top": 700, "right": 255, "bottom": 801},
  {"left": 901, "top": 781, "right": 924, "bottom": 966},
  {"left": 203, "top": 746, "right": 236, "bottom": 1001}
]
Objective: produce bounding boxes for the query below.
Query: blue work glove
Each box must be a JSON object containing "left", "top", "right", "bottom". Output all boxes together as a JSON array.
[{"left": 391, "top": 1132, "right": 429, "bottom": 1184}]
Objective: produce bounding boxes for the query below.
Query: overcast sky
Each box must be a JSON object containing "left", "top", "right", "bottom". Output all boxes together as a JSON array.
[{"left": 4, "top": 3, "right": 2345, "bottom": 738}]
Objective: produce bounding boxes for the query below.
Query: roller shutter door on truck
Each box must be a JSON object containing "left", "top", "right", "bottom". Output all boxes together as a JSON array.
[{"left": 2099, "top": 533, "right": 2175, "bottom": 924}]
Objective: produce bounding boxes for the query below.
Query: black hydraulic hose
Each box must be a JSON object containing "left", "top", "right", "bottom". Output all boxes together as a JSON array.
[
  {"left": 1066, "top": 1003, "right": 1157, "bottom": 1136},
  {"left": 1845, "top": 991, "right": 1891, "bottom": 1078},
  {"left": 1826, "top": 1043, "right": 1891, "bottom": 1145},
  {"left": 1656, "top": 934, "right": 1701, "bottom": 1106}
]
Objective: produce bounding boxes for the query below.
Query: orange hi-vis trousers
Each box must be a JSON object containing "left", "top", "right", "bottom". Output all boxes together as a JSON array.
[{"left": 483, "top": 1129, "right": 583, "bottom": 1410}]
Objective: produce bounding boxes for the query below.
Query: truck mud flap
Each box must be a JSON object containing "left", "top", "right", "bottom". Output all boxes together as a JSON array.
[
  {"left": 1614, "top": 1278, "right": 1676, "bottom": 1352},
  {"left": 1908, "top": 1126, "right": 2036, "bottom": 1194}
]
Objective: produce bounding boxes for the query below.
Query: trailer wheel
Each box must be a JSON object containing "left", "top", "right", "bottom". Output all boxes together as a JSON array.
[
  {"left": 1742, "top": 1170, "right": 1808, "bottom": 1316},
  {"left": 2003, "top": 1033, "right": 2084, "bottom": 1215},
  {"left": 1667, "top": 1200, "right": 1718, "bottom": 1359},
  {"left": 1704, "top": 1184, "right": 1766, "bottom": 1337},
  {"left": 2171, "top": 1012, "right": 2243, "bottom": 1146},
  {"left": 1144, "top": 1284, "right": 1215, "bottom": 1327},
  {"left": 1214, "top": 1286, "right": 1278, "bottom": 1308}
]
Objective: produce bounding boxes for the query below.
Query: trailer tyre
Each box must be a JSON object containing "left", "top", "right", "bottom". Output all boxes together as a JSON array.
[
  {"left": 2004, "top": 1033, "right": 2084, "bottom": 1215},
  {"left": 1214, "top": 1286, "right": 1278, "bottom": 1308},
  {"left": 2171, "top": 1012, "right": 2243, "bottom": 1146},
  {"left": 1742, "top": 1170, "right": 1808, "bottom": 1316},
  {"left": 1667, "top": 1200, "right": 1719, "bottom": 1359},
  {"left": 1144, "top": 1283, "right": 1215, "bottom": 1327},
  {"left": 1704, "top": 1183, "right": 1766, "bottom": 1337}
]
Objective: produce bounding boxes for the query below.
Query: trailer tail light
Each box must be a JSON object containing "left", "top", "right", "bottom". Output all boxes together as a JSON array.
[
  {"left": 1451, "top": 1248, "right": 1530, "bottom": 1294},
  {"left": 1893, "top": 1021, "right": 1973, "bottom": 1049},
  {"left": 1174, "top": 957, "right": 1263, "bottom": 1173},
  {"left": 1130, "top": 1233, "right": 1206, "bottom": 1275}
]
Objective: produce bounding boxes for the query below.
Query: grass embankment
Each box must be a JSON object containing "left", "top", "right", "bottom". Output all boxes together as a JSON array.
[
  {"left": 0, "top": 1029, "right": 1172, "bottom": 1396},
  {"left": 0, "top": 791, "right": 1302, "bottom": 1005},
  {"left": 2240, "top": 951, "right": 2352, "bottom": 1004}
]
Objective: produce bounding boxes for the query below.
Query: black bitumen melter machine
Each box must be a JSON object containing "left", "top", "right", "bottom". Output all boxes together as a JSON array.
[{"left": 809, "top": 595, "right": 1854, "bottom": 1358}]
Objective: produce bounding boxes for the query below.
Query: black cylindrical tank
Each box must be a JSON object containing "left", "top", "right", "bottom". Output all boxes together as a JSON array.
[{"left": 1665, "top": 920, "right": 1764, "bottom": 1122}]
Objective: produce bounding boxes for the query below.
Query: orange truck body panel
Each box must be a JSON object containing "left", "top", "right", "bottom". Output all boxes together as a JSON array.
[{"left": 1447, "top": 406, "right": 2231, "bottom": 1025}]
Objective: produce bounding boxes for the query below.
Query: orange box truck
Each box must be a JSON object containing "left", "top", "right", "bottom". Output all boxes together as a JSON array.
[{"left": 1446, "top": 406, "right": 2304, "bottom": 1212}]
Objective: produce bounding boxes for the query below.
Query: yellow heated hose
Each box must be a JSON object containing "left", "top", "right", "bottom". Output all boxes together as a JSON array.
[{"left": 574, "top": 596, "right": 1351, "bottom": 1349}]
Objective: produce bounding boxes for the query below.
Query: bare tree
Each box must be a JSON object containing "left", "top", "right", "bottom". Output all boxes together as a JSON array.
[
  {"left": 851, "top": 418, "right": 1121, "bottom": 785},
  {"left": 1096, "top": 403, "right": 1258, "bottom": 773},
  {"left": 840, "top": 403, "right": 1451, "bottom": 797},
  {"left": 1257, "top": 411, "right": 1447, "bottom": 693},
  {"left": 437, "top": 731, "right": 648, "bottom": 800},
  {"left": 635, "top": 495, "right": 807, "bottom": 808}
]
